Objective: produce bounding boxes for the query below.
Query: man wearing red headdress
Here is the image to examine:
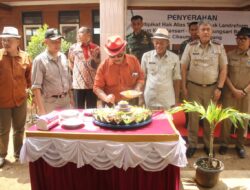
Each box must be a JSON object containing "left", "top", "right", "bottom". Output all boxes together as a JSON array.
[{"left": 93, "top": 35, "right": 144, "bottom": 105}]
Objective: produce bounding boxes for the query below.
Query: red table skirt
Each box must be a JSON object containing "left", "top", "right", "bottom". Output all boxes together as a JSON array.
[{"left": 29, "top": 158, "right": 180, "bottom": 190}]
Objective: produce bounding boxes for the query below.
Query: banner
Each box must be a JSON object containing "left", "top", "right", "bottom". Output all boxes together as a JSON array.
[{"left": 127, "top": 10, "right": 250, "bottom": 45}]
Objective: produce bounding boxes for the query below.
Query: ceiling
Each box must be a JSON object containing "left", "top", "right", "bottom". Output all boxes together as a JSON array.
[{"left": 0, "top": 0, "right": 249, "bottom": 7}]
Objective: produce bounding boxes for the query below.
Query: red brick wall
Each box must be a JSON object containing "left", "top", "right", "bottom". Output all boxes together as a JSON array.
[{"left": 0, "top": 3, "right": 99, "bottom": 49}]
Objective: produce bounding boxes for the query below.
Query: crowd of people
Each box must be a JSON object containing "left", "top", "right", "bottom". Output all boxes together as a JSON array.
[{"left": 0, "top": 15, "right": 249, "bottom": 168}]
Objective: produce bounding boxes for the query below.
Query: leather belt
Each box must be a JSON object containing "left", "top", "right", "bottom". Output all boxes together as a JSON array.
[
  {"left": 51, "top": 92, "right": 67, "bottom": 98},
  {"left": 188, "top": 81, "right": 217, "bottom": 87}
]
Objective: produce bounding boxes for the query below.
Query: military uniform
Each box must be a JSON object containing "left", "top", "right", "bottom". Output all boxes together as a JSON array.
[
  {"left": 181, "top": 40, "right": 228, "bottom": 148},
  {"left": 126, "top": 30, "right": 154, "bottom": 62},
  {"left": 179, "top": 37, "right": 192, "bottom": 58},
  {"left": 220, "top": 48, "right": 250, "bottom": 149}
]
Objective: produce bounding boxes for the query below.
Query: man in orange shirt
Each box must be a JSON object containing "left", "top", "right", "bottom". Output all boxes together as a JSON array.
[
  {"left": 93, "top": 35, "right": 144, "bottom": 105},
  {"left": 0, "top": 27, "right": 32, "bottom": 168}
]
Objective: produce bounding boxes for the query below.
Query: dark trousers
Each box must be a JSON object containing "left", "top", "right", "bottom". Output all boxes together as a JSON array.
[
  {"left": 73, "top": 89, "right": 97, "bottom": 109},
  {"left": 0, "top": 100, "right": 27, "bottom": 158}
]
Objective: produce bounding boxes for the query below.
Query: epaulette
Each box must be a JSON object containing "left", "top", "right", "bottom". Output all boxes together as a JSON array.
[
  {"left": 189, "top": 40, "right": 199, "bottom": 45},
  {"left": 211, "top": 40, "right": 221, "bottom": 45}
]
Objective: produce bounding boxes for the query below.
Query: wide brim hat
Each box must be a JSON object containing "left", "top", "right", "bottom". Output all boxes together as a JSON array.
[
  {"left": 45, "top": 28, "right": 64, "bottom": 40},
  {"left": 236, "top": 27, "right": 250, "bottom": 37},
  {"left": 151, "top": 28, "right": 170, "bottom": 40},
  {"left": 0, "top": 26, "right": 21, "bottom": 38},
  {"left": 104, "top": 35, "right": 127, "bottom": 56}
]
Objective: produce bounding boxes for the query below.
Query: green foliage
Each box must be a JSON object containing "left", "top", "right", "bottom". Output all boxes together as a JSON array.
[
  {"left": 26, "top": 24, "right": 72, "bottom": 59},
  {"left": 168, "top": 101, "right": 250, "bottom": 131},
  {"left": 168, "top": 100, "right": 250, "bottom": 165}
]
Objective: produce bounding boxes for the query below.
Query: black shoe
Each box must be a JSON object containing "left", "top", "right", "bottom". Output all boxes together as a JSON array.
[
  {"left": 186, "top": 147, "right": 197, "bottom": 158},
  {"left": 0, "top": 157, "right": 5, "bottom": 168},
  {"left": 235, "top": 146, "right": 246, "bottom": 158},
  {"left": 204, "top": 146, "right": 215, "bottom": 157},
  {"left": 219, "top": 146, "right": 228, "bottom": 155}
]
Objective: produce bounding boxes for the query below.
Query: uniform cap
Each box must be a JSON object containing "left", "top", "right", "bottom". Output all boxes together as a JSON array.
[{"left": 45, "top": 28, "right": 64, "bottom": 40}]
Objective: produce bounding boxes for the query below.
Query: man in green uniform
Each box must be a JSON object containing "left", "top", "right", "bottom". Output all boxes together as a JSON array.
[
  {"left": 181, "top": 21, "right": 228, "bottom": 158},
  {"left": 126, "top": 15, "right": 154, "bottom": 62},
  {"left": 219, "top": 27, "right": 250, "bottom": 158},
  {"left": 179, "top": 22, "right": 199, "bottom": 58}
]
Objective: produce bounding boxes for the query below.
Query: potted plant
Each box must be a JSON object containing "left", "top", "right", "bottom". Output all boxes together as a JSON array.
[{"left": 168, "top": 101, "right": 250, "bottom": 188}]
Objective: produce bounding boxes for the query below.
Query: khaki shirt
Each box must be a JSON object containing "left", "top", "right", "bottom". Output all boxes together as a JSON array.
[
  {"left": 227, "top": 49, "right": 250, "bottom": 89},
  {"left": 32, "top": 50, "right": 71, "bottom": 98},
  {"left": 141, "top": 50, "right": 181, "bottom": 109},
  {"left": 181, "top": 40, "right": 228, "bottom": 84}
]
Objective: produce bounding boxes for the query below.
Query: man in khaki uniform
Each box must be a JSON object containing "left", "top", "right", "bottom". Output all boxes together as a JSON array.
[
  {"left": 219, "top": 27, "right": 250, "bottom": 158},
  {"left": 181, "top": 21, "right": 228, "bottom": 158}
]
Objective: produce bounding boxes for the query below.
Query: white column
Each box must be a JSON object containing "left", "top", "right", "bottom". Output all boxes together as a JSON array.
[{"left": 100, "top": 0, "right": 127, "bottom": 59}]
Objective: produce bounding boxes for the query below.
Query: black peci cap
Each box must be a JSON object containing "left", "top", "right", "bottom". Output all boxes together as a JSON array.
[{"left": 236, "top": 27, "right": 250, "bottom": 37}]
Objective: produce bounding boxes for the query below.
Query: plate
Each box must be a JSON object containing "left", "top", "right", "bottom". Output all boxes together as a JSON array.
[
  {"left": 83, "top": 109, "right": 96, "bottom": 117},
  {"left": 60, "top": 109, "right": 79, "bottom": 120},
  {"left": 93, "top": 118, "right": 152, "bottom": 130},
  {"left": 120, "top": 90, "right": 142, "bottom": 99},
  {"left": 61, "top": 118, "right": 84, "bottom": 129}
]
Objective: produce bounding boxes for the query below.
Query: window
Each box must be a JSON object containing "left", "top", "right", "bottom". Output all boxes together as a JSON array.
[
  {"left": 23, "top": 11, "right": 42, "bottom": 25},
  {"left": 92, "top": 10, "right": 100, "bottom": 45},
  {"left": 22, "top": 12, "right": 42, "bottom": 50},
  {"left": 59, "top": 11, "right": 79, "bottom": 44},
  {"left": 60, "top": 24, "right": 79, "bottom": 44}
]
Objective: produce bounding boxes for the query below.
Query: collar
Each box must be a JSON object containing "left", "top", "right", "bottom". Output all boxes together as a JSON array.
[
  {"left": 153, "top": 50, "right": 168, "bottom": 58},
  {"left": 2, "top": 47, "right": 22, "bottom": 57},
  {"left": 45, "top": 49, "right": 60, "bottom": 61},
  {"left": 236, "top": 48, "right": 250, "bottom": 56},
  {"left": 109, "top": 54, "right": 128, "bottom": 66},
  {"left": 197, "top": 40, "right": 212, "bottom": 48}
]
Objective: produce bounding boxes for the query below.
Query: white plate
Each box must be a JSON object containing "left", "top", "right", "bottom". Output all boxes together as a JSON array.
[
  {"left": 61, "top": 118, "right": 84, "bottom": 129},
  {"left": 60, "top": 110, "right": 79, "bottom": 120},
  {"left": 120, "top": 90, "right": 142, "bottom": 99}
]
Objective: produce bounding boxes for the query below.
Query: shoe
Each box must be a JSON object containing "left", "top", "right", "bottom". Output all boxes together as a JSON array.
[
  {"left": 235, "top": 146, "right": 246, "bottom": 158},
  {"left": 0, "top": 157, "right": 5, "bottom": 168},
  {"left": 186, "top": 147, "right": 197, "bottom": 158},
  {"left": 204, "top": 146, "right": 215, "bottom": 157},
  {"left": 219, "top": 146, "right": 228, "bottom": 155}
]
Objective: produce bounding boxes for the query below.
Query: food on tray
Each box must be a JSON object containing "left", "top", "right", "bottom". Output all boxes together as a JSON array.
[
  {"left": 93, "top": 101, "right": 152, "bottom": 125},
  {"left": 117, "top": 100, "right": 130, "bottom": 112},
  {"left": 120, "top": 90, "right": 142, "bottom": 99}
]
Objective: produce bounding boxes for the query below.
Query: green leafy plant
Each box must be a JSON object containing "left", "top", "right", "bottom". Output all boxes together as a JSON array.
[
  {"left": 168, "top": 101, "right": 250, "bottom": 168},
  {"left": 26, "top": 24, "right": 72, "bottom": 59}
]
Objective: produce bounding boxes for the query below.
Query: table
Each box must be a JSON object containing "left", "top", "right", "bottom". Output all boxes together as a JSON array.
[{"left": 21, "top": 111, "right": 187, "bottom": 190}]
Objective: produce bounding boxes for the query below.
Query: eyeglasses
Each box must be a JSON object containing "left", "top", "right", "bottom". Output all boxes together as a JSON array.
[
  {"left": 109, "top": 53, "right": 124, "bottom": 58},
  {"left": 236, "top": 37, "right": 249, "bottom": 41}
]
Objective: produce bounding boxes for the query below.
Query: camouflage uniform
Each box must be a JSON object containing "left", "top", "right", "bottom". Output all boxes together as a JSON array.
[
  {"left": 126, "top": 30, "right": 154, "bottom": 62},
  {"left": 179, "top": 37, "right": 192, "bottom": 58}
]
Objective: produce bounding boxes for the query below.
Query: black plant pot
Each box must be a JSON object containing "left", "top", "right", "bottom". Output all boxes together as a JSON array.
[{"left": 193, "top": 157, "right": 224, "bottom": 188}]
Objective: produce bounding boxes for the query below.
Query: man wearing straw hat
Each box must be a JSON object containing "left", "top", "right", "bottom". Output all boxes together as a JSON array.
[
  {"left": 93, "top": 35, "right": 144, "bottom": 105},
  {"left": 141, "top": 28, "right": 181, "bottom": 110},
  {"left": 0, "top": 26, "right": 32, "bottom": 168}
]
